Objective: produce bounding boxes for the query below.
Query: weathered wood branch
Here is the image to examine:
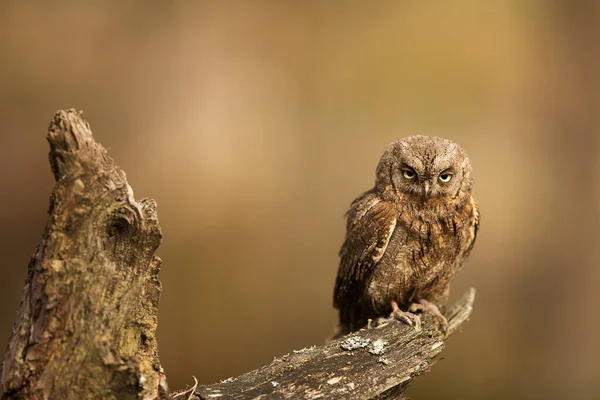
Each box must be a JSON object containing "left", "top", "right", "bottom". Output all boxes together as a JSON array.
[
  {"left": 191, "top": 289, "right": 475, "bottom": 400},
  {"left": 1, "top": 110, "right": 475, "bottom": 400},
  {"left": 1, "top": 110, "right": 168, "bottom": 400}
]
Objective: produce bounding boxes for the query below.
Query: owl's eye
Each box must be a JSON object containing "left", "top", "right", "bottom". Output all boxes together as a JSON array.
[
  {"left": 439, "top": 172, "right": 453, "bottom": 183},
  {"left": 402, "top": 168, "right": 416, "bottom": 180}
]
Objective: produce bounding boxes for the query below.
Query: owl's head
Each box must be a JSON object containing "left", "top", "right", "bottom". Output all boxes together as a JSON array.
[{"left": 375, "top": 135, "right": 473, "bottom": 204}]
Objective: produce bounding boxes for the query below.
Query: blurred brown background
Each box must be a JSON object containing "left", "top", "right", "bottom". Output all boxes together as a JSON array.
[{"left": 1, "top": 1, "right": 599, "bottom": 399}]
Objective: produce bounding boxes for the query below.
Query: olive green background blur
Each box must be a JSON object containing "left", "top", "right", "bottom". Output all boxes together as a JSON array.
[{"left": 1, "top": 1, "right": 599, "bottom": 399}]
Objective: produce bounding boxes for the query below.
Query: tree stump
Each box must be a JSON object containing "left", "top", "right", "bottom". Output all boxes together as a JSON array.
[{"left": 1, "top": 110, "right": 168, "bottom": 400}]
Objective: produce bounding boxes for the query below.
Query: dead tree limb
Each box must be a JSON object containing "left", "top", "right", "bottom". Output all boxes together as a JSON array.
[
  {"left": 192, "top": 289, "right": 475, "bottom": 400},
  {"left": 1, "top": 110, "right": 475, "bottom": 400}
]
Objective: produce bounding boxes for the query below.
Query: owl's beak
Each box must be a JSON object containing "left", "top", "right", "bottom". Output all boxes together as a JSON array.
[{"left": 422, "top": 181, "right": 431, "bottom": 200}]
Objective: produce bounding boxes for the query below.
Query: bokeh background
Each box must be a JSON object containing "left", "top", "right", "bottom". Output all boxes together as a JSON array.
[{"left": 1, "top": 1, "right": 599, "bottom": 399}]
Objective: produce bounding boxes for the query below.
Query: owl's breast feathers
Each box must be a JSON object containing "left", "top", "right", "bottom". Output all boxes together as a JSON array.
[{"left": 334, "top": 190, "right": 479, "bottom": 327}]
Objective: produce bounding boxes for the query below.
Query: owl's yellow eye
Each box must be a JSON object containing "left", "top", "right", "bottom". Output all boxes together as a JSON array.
[
  {"left": 402, "top": 168, "right": 416, "bottom": 180},
  {"left": 439, "top": 173, "right": 452, "bottom": 183}
]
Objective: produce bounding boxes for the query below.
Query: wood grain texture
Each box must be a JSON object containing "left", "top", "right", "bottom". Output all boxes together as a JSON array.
[
  {"left": 0, "top": 110, "right": 168, "bottom": 400},
  {"left": 193, "top": 288, "right": 475, "bottom": 400}
]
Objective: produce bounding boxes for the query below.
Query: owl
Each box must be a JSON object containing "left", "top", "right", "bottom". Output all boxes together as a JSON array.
[{"left": 333, "top": 135, "right": 479, "bottom": 336}]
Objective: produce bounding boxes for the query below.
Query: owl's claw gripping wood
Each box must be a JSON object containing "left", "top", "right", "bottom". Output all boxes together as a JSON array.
[
  {"left": 391, "top": 300, "right": 422, "bottom": 331},
  {"left": 409, "top": 299, "right": 449, "bottom": 333}
]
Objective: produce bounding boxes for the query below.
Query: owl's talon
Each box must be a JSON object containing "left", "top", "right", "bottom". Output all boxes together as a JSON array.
[
  {"left": 391, "top": 311, "right": 412, "bottom": 326},
  {"left": 412, "top": 299, "right": 449, "bottom": 333},
  {"left": 390, "top": 301, "right": 421, "bottom": 330}
]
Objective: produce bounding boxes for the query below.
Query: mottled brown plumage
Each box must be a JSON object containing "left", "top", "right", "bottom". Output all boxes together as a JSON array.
[{"left": 334, "top": 136, "right": 479, "bottom": 336}]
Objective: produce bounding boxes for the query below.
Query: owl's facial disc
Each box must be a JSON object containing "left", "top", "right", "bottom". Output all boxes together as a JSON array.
[{"left": 376, "top": 136, "right": 473, "bottom": 204}]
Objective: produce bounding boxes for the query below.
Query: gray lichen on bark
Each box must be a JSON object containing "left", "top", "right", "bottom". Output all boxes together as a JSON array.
[{"left": 0, "top": 110, "right": 168, "bottom": 400}]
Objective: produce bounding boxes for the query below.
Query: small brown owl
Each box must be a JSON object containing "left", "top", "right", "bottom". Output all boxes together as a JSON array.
[{"left": 333, "top": 135, "right": 479, "bottom": 336}]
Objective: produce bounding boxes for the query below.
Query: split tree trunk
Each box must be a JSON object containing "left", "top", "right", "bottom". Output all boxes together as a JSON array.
[
  {"left": 0, "top": 110, "right": 168, "bottom": 400},
  {"left": 0, "top": 110, "right": 475, "bottom": 400}
]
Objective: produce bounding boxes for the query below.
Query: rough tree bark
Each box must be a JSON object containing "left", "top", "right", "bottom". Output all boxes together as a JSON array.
[
  {"left": 0, "top": 110, "right": 168, "bottom": 400},
  {"left": 0, "top": 110, "right": 475, "bottom": 400}
]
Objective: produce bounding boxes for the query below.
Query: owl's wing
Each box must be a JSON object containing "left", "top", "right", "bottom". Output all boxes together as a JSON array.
[{"left": 333, "top": 194, "right": 398, "bottom": 312}]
